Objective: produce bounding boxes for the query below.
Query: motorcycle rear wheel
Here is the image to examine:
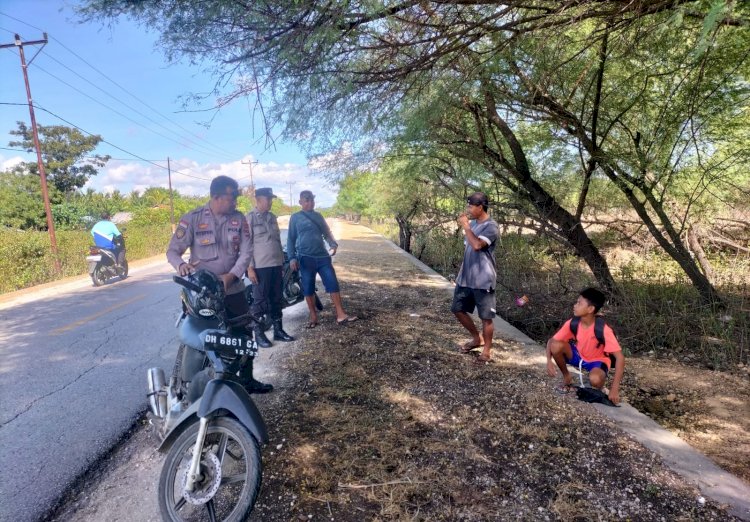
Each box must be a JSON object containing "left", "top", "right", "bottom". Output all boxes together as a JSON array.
[
  {"left": 91, "top": 265, "right": 107, "bottom": 287},
  {"left": 158, "top": 417, "right": 262, "bottom": 522}
]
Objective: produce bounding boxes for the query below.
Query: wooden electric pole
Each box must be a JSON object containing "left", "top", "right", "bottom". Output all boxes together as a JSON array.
[
  {"left": 286, "top": 181, "right": 295, "bottom": 212},
  {"left": 167, "top": 157, "right": 175, "bottom": 232},
  {"left": 241, "top": 159, "right": 258, "bottom": 199},
  {"left": 1, "top": 33, "right": 60, "bottom": 271}
]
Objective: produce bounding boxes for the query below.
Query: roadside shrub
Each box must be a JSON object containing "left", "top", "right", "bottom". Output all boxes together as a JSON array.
[{"left": 0, "top": 222, "right": 172, "bottom": 294}]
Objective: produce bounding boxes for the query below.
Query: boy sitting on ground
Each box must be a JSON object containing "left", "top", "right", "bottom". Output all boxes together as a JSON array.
[{"left": 546, "top": 288, "right": 625, "bottom": 405}]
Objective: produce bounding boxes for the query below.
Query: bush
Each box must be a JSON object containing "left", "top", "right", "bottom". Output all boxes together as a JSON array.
[{"left": 0, "top": 222, "right": 172, "bottom": 294}]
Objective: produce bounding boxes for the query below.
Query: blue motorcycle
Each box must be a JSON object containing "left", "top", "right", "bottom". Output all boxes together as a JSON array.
[{"left": 147, "top": 270, "right": 267, "bottom": 521}]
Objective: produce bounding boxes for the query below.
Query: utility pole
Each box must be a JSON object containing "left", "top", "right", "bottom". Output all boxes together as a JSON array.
[
  {"left": 241, "top": 158, "right": 258, "bottom": 199},
  {"left": 2, "top": 33, "right": 60, "bottom": 271},
  {"left": 167, "top": 157, "right": 175, "bottom": 232},
  {"left": 286, "top": 181, "right": 295, "bottom": 212}
]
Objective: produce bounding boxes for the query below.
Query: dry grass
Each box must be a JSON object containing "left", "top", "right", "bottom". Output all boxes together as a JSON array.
[{"left": 250, "top": 226, "right": 737, "bottom": 521}]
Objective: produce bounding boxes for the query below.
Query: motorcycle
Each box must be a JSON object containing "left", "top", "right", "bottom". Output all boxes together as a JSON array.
[
  {"left": 244, "top": 248, "right": 323, "bottom": 331},
  {"left": 86, "top": 234, "right": 128, "bottom": 286},
  {"left": 147, "top": 269, "right": 267, "bottom": 522}
]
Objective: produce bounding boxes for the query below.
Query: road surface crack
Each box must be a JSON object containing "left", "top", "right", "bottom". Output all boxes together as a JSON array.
[{"left": 0, "top": 355, "right": 110, "bottom": 429}]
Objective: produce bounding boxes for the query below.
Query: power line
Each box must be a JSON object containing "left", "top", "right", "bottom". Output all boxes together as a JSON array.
[
  {"left": 29, "top": 62, "right": 227, "bottom": 159},
  {"left": 36, "top": 50, "right": 236, "bottom": 160},
  {"left": 0, "top": 10, "right": 238, "bottom": 159},
  {"left": 0, "top": 101, "right": 210, "bottom": 181},
  {"left": 0, "top": 146, "right": 163, "bottom": 163}
]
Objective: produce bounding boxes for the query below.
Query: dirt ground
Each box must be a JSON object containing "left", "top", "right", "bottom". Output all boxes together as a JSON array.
[
  {"left": 624, "top": 358, "right": 750, "bottom": 483},
  {"left": 248, "top": 223, "right": 744, "bottom": 520},
  {"left": 46, "top": 221, "right": 747, "bottom": 521}
]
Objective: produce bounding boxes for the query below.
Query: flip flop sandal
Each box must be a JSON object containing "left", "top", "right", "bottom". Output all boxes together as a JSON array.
[
  {"left": 474, "top": 356, "right": 493, "bottom": 365},
  {"left": 304, "top": 322, "right": 319, "bottom": 329},
  {"left": 458, "top": 342, "right": 482, "bottom": 354},
  {"left": 553, "top": 384, "right": 575, "bottom": 396},
  {"left": 337, "top": 316, "right": 358, "bottom": 325}
]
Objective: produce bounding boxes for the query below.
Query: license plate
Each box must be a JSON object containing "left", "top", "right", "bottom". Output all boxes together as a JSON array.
[{"left": 204, "top": 333, "right": 257, "bottom": 356}]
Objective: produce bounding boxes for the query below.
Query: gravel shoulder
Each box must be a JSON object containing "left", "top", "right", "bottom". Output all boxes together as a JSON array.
[{"left": 45, "top": 221, "right": 747, "bottom": 521}]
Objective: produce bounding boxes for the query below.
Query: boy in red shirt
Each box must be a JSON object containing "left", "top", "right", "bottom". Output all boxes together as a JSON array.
[{"left": 546, "top": 288, "right": 625, "bottom": 404}]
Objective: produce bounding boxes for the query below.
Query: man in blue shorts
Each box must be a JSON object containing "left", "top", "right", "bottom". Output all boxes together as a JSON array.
[
  {"left": 452, "top": 192, "right": 499, "bottom": 363},
  {"left": 546, "top": 288, "right": 624, "bottom": 404},
  {"left": 287, "top": 190, "right": 357, "bottom": 328}
]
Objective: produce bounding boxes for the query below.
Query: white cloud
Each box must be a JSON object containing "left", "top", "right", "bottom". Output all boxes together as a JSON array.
[
  {"left": 85, "top": 156, "right": 339, "bottom": 206},
  {"left": 1, "top": 154, "right": 25, "bottom": 171}
]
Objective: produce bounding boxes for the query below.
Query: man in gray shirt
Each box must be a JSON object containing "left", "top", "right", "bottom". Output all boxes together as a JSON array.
[
  {"left": 451, "top": 192, "right": 499, "bottom": 363},
  {"left": 288, "top": 190, "right": 357, "bottom": 327},
  {"left": 246, "top": 187, "right": 294, "bottom": 347}
]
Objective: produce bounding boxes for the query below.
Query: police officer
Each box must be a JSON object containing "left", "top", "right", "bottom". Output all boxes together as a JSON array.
[
  {"left": 166, "top": 175, "right": 273, "bottom": 394},
  {"left": 246, "top": 187, "right": 295, "bottom": 347}
]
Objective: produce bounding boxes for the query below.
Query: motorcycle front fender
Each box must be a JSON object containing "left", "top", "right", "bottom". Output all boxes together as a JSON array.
[
  {"left": 87, "top": 260, "right": 99, "bottom": 274},
  {"left": 158, "top": 379, "right": 268, "bottom": 452}
]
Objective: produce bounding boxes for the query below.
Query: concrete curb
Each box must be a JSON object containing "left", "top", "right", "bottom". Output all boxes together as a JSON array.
[{"left": 379, "top": 233, "right": 750, "bottom": 520}]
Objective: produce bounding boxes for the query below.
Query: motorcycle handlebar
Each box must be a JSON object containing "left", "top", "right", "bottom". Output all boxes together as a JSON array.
[{"left": 172, "top": 275, "right": 204, "bottom": 294}]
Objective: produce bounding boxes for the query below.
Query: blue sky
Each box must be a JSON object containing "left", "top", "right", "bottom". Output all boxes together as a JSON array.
[{"left": 0, "top": 0, "right": 339, "bottom": 206}]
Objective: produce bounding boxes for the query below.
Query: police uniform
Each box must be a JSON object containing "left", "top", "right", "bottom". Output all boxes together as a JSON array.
[
  {"left": 167, "top": 203, "right": 252, "bottom": 295},
  {"left": 246, "top": 187, "right": 295, "bottom": 344},
  {"left": 247, "top": 208, "right": 285, "bottom": 319},
  {"left": 166, "top": 202, "right": 272, "bottom": 393}
]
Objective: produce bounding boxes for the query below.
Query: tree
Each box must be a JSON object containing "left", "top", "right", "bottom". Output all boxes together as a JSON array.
[
  {"left": 79, "top": 0, "right": 750, "bottom": 303},
  {"left": 0, "top": 165, "right": 58, "bottom": 229},
  {"left": 9, "top": 121, "right": 110, "bottom": 194}
]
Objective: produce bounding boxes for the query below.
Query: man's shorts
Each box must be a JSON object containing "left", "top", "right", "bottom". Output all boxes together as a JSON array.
[
  {"left": 299, "top": 255, "right": 340, "bottom": 296},
  {"left": 565, "top": 344, "right": 609, "bottom": 374},
  {"left": 451, "top": 285, "right": 496, "bottom": 320}
]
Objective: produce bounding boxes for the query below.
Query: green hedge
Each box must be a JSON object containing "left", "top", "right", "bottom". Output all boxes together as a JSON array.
[{"left": 0, "top": 223, "right": 172, "bottom": 294}]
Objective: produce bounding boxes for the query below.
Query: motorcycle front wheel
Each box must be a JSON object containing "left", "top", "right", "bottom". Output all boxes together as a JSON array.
[
  {"left": 91, "top": 264, "right": 107, "bottom": 286},
  {"left": 158, "top": 417, "right": 262, "bottom": 522}
]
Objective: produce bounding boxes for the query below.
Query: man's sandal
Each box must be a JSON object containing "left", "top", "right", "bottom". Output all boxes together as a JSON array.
[
  {"left": 304, "top": 321, "right": 319, "bottom": 329},
  {"left": 553, "top": 383, "right": 575, "bottom": 396},
  {"left": 458, "top": 340, "right": 483, "bottom": 354}
]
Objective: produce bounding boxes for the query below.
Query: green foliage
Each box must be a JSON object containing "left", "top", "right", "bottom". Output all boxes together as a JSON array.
[
  {"left": 9, "top": 121, "right": 109, "bottom": 194},
  {"left": 0, "top": 222, "right": 171, "bottom": 294},
  {"left": 0, "top": 168, "right": 56, "bottom": 229}
]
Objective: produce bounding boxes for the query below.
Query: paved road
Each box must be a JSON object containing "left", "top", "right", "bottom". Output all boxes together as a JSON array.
[{"left": 0, "top": 260, "right": 181, "bottom": 522}]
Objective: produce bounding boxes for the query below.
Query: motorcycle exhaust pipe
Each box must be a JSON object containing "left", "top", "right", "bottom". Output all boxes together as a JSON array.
[{"left": 147, "top": 367, "right": 168, "bottom": 418}]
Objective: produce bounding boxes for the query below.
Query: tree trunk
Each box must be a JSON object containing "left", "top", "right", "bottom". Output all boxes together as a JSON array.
[
  {"left": 477, "top": 90, "right": 620, "bottom": 296},
  {"left": 396, "top": 216, "right": 412, "bottom": 253},
  {"left": 687, "top": 225, "right": 715, "bottom": 285}
]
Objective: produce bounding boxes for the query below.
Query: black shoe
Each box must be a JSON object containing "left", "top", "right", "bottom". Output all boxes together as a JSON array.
[
  {"left": 253, "top": 326, "right": 273, "bottom": 348},
  {"left": 273, "top": 319, "right": 295, "bottom": 342},
  {"left": 244, "top": 379, "right": 273, "bottom": 394}
]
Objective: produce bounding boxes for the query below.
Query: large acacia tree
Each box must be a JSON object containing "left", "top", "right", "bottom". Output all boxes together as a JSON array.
[{"left": 79, "top": 0, "right": 750, "bottom": 302}]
